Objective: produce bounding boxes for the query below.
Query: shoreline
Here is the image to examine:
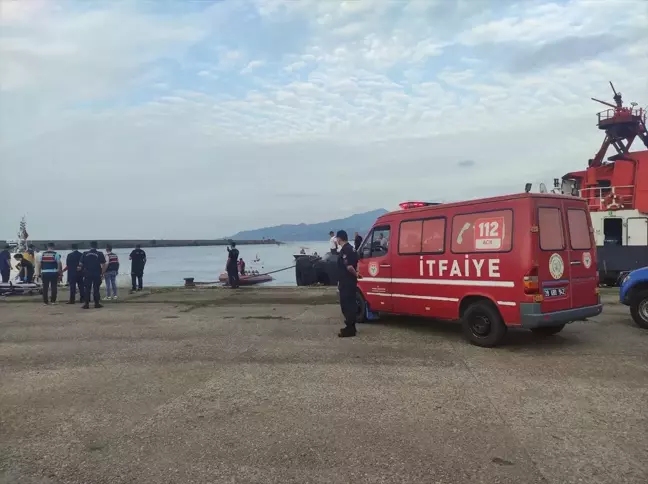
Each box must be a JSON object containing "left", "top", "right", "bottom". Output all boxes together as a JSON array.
[{"left": 3, "top": 239, "right": 282, "bottom": 250}]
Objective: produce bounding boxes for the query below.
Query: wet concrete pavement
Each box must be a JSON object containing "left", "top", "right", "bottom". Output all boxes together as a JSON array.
[{"left": 1, "top": 289, "right": 646, "bottom": 483}]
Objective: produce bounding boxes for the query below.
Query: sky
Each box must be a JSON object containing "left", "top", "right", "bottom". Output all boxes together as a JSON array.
[{"left": 1, "top": 0, "right": 647, "bottom": 240}]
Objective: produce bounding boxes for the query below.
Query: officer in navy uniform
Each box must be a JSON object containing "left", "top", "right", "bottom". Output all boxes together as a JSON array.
[
  {"left": 38, "top": 242, "right": 62, "bottom": 305},
  {"left": 78, "top": 241, "right": 106, "bottom": 309},
  {"left": 65, "top": 243, "right": 85, "bottom": 304},
  {"left": 336, "top": 230, "right": 361, "bottom": 337}
]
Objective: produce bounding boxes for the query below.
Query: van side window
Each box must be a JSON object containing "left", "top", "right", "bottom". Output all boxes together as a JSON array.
[
  {"left": 398, "top": 218, "right": 445, "bottom": 254},
  {"left": 538, "top": 207, "right": 565, "bottom": 250},
  {"left": 451, "top": 210, "right": 513, "bottom": 253},
  {"left": 399, "top": 221, "right": 422, "bottom": 254},
  {"left": 567, "top": 209, "right": 591, "bottom": 249},
  {"left": 361, "top": 226, "right": 391, "bottom": 258}
]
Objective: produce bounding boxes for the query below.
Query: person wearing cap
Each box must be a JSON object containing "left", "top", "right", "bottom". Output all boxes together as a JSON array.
[{"left": 335, "top": 230, "right": 361, "bottom": 337}]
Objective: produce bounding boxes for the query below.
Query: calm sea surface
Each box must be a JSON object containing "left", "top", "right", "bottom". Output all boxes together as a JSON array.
[{"left": 46, "top": 242, "right": 331, "bottom": 288}]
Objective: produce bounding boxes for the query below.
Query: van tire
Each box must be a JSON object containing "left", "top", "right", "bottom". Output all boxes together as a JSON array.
[
  {"left": 530, "top": 324, "right": 565, "bottom": 336},
  {"left": 461, "top": 301, "right": 507, "bottom": 347},
  {"left": 356, "top": 290, "right": 367, "bottom": 324},
  {"left": 630, "top": 289, "right": 648, "bottom": 329}
]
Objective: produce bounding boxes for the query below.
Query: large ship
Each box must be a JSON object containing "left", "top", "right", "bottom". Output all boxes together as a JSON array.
[{"left": 558, "top": 82, "right": 648, "bottom": 284}]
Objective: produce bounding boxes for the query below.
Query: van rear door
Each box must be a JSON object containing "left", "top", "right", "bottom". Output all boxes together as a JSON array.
[
  {"left": 536, "top": 203, "right": 572, "bottom": 313},
  {"left": 564, "top": 201, "right": 599, "bottom": 308}
]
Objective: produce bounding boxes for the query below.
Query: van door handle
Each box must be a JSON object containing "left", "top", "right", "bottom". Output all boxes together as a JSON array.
[
  {"left": 380, "top": 264, "right": 391, "bottom": 268},
  {"left": 570, "top": 261, "right": 581, "bottom": 265}
]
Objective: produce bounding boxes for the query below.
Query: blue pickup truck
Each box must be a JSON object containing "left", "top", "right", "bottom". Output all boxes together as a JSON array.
[{"left": 619, "top": 267, "right": 648, "bottom": 329}]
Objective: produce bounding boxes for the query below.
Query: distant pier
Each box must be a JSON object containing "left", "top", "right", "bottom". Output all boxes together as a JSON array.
[{"left": 6, "top": 239, "right": 282, "bottom": 250}]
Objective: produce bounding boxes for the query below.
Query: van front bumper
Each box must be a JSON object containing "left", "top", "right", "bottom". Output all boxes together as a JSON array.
[{"left": 519, "top": 303, "right": 603, "bottom": 329}]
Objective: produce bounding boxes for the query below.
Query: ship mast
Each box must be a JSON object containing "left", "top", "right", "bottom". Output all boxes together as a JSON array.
[
  {"left": 17, "top": 217, "right": 28, "bottom": 253},
  {"left": 589, "top": 81, "right": 648, "bottom": 167}
]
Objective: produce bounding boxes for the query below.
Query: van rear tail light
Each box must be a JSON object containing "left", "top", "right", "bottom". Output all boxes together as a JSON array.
[{"left": 524, "top": 266, "right": 540, "bottom": 295}]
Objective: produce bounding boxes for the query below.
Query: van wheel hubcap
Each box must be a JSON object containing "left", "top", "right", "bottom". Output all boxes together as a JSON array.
[
  {"left": 639, "top": 299, "right": 648, "bottom": 321},
  {"left": 471, "top": 315, "right": 491, "bottom": 337}
]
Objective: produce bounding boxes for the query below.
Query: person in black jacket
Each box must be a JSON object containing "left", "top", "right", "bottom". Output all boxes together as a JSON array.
[
  {"left": 129, "top": 245, "right": 147, "bottom": 292},
  {"left": 78, "top": 241, "right": 106, "bottom": 309},
  {"left": 354, "top": 232, "right": 363, "bottom": 251},
  {"left": 65, "top": 244, "right": 85, "bottom": 304},
  {"left": 226, "top": 243, "right": 240, "bottom": 288}
]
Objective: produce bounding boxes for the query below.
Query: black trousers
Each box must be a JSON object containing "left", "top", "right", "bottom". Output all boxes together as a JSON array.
[
  {"left": 69, "top": 275, "right": 85, "bottom": 302},
  {"left": 338, "top": 282, "right": 357, "bottom": 328},
  {"left": 85, "top": 275, "right": 102, "bottom": 305},
  {"left": 42, "top": 273, "right": 59, "bottom": 303},
  {"left": 227, "top": 265, "right": 239, "bottom": 288},
  {"left": 131, "top": 270, "right": 143, "bottom": 290},
  {"left": 1, "top": 268, "right": 9, "bottom": 283}
]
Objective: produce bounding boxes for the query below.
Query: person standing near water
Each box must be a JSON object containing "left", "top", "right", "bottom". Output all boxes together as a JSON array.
[
  {"left": 0, "top": 245, "right": 10, "bottom": 283},
  {"left": 104, "top": 244, "right": 120, "bottom": 300},
  {"left": 226, "top": 243, "right": 240, "bottom": 288},
  {"left": 329, "top": 231, "right": 338, "bottom": 254},
  {"left": 65, "top": 244, "right": 85, "bottom": 304},
  {"left": 79, "top": 241, "right": 106, "bottom": 309},
  {"left": 336, "top": 230, "right": 360, "bottom": 338},
  {"left": 37, "top": 242, "right": 63, "bottom": 305},
  {"left": 129, "top": 244, "right": 146, "bottom": 292},
  {"left": 354, "top": 232, "right": 363, "bottom": 251}
]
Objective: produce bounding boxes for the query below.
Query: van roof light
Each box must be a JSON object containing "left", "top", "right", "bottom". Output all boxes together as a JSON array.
[
  {"left": 399, "top": 201, "right": 430, "bottom": 210},
  {"left": 399, "top": 201, "right": 442, "bottom": 210}
]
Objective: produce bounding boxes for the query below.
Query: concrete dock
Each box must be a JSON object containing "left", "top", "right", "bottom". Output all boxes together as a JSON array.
[{"left": 1, "top": 288, "right": 646, "bottom": 484}]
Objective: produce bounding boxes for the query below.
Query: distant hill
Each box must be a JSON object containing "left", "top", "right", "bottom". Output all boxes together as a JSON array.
[{"left": 230, "top": 209, "right": 389, "bottom": 242}]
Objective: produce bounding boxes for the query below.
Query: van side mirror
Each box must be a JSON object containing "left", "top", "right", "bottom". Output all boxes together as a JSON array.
[{"left": 361, "top": 246, "right": 371, "bottom": 259}]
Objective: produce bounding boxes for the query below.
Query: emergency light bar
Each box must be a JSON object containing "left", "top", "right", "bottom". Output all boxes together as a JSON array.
[{"left": 399, "top": 201, "right": 441, "bottom": 210}]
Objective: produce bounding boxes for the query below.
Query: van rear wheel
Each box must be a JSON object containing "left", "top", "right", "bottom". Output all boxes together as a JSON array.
[
  {"left": 461, "top": 301, "right": 507, "bottom": 347},
  {"left": 530, "top": 324, "right": 565, "bottom": 336}
]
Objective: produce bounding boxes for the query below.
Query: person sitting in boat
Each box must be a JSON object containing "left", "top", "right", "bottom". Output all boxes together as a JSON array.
[{"left": 238, "top": 258, "right": 246, "bottom": 276}]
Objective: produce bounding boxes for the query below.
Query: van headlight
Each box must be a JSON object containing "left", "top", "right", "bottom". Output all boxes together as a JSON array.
[{"left": 620, "top": 274, "right": 630, "bottom": 286}]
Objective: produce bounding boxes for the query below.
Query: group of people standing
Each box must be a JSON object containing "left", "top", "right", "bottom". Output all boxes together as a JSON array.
[{"left": 0, "top": 242, "right": 147, "bottom": 308}]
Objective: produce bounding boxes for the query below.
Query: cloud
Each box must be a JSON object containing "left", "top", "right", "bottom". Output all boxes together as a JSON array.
[
  {"left": 240, "top": 60, "right": 266, "bottom": 74},
  {"left": 0, "top": 0, "right": 647, "bottom": 239}
]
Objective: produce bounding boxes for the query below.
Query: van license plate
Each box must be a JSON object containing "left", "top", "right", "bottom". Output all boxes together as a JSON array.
[{"left": 544, "top": 287, "right": 566, "bottom": 297}]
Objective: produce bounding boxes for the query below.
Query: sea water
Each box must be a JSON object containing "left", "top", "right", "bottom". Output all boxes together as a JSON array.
[{"left": 14, "top": 242, "right": 331, "bottom": 288}]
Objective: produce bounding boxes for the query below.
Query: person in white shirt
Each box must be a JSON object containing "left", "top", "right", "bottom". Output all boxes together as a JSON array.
[{"left": 329, "top": 231, "right": 338, "bottom": 254}]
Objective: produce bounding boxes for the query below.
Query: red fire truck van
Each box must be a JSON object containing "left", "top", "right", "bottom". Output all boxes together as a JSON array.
[{"left": 356, "top": 193, "right": 603, "bottom": 347}]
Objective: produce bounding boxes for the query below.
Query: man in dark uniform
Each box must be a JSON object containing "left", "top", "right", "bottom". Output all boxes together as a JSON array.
[
  {"left": 78, "top": 241, "right": 106, "bottom": 309},
  {"left": 65, "top": 243, "right": 85, "bottom": 304},
  {"left": 129, "top": 244, "right": 147, "bottom": 292},
  {"left": 37, "top": 242, "right": 63, "bottom": 305},
  {"left": 226, "top": 242, "right": 240, "bottom": 288},
  {"left": 336, "top": 230, "right": 360, "bottom": 337},
  {"left": 0, "top": 245, "right": 10, "bottom": 283}
]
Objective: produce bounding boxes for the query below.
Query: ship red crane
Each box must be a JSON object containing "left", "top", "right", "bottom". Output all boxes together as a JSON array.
[{"left": 589, "top": 81, "right": 648, "bottom": 168}]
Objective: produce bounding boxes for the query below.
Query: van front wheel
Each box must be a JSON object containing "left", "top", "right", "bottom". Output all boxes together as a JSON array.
[
  {"left": 461, "top": 302, "right": 507, "bottom": 347},
  {"left": 630, "top": 289, "right": 648, "bottom": 329}
]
